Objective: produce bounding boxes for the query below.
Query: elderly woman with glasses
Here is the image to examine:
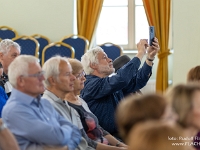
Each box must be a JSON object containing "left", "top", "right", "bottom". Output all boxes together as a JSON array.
[{"left": 65, "top": 58, "right": 127, "bottom": 150}]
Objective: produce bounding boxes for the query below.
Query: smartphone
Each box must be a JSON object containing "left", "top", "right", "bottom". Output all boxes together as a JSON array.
[{"left": 149, "top": 26, "right": 155, "bottom": 46}]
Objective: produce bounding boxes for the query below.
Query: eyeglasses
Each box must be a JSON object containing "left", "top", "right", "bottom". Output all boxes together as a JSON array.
[
  {"left": 75, "top": 71, "right": 85, "bottom": 79},
  {"left": 22, "top": 71, "right": 45, "bottom": 79}
]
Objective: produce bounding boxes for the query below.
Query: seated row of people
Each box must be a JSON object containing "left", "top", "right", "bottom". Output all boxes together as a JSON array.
[
  {"left": 2, "top": 36, "right": 200, "bottom": 150},
  {"left": 116, "top": 63, "right": 200, "bottom": 149},
  {"left": 0, "top": 37, "right": 180, "bottom": 150},
  {"left": 2, "top": 79, "right": 200, "bottom": 150},
  {"left": 3, "top": 55, "right": 82, "bottom": 150},
  {"left": 41, "top": 56, "right": 126, "bottom": 150},
  {"left": 2, "top": 37, "right": 159, "bottom": 149}
]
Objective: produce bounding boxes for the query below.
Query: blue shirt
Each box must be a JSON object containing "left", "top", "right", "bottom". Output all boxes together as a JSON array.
[
  {"left": 2, "top": 88, "right": 81, "bottom": 150},
  {"left": 80, "top": 57, "right": 152, "bottom": 134},
  {"left": 0, "top": 86, "right": 8, "bottom": 117}
]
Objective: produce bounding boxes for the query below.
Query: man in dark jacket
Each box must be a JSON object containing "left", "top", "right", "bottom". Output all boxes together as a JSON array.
[{"left": 80, "top": 38, "right": 160, "bottom": 137}]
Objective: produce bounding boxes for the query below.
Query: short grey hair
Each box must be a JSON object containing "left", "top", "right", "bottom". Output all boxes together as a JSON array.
[
  {"left": 42, "top": 55, "right": 69, "bottom": 88},
  {"left": 0, "top": 39, "right": 21, "bottom": 54},
  {"left": 81, "top": 46, "right": 104, "bottom": 75},
  {"left": 8, "top": 55, "right": 39, "bottom": 87}
]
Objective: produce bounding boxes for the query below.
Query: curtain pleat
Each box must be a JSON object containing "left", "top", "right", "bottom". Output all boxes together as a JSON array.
[
  {"left": 77, "top": 0, "right": 104, "bottom": 48},
  {"left": 143, "top": 0, "right": 171, "bottom": 93}
]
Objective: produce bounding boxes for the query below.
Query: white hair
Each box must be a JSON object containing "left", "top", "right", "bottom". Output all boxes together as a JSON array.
[
  {"left": 42, "top": 55, "right": 69, "bottom": 88},
  {"left": 0, "top": 39, "right": 21, "bottom": 54},
  {"left": 8, "top": 55, "right": 39, "bottom": 87},
  {"left": 81, "top": 46, "right": 104, "bottom": 75}
]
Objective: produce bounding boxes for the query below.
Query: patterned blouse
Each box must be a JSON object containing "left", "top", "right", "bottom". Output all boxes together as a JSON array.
[{"left": 68, "top": 97, "right": 109, "bottom": 144}]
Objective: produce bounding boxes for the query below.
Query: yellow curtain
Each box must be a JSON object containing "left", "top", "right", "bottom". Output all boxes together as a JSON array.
[
  {"left": 142, "top": 0, "right": 171, "bottom": 93},
  {"left": 77, "top": 0, "right": 104, "bottom": 48}
]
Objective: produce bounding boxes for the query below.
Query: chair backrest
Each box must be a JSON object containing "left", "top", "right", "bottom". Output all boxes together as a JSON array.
[
  {"left": 99, "top": 42, "right": 123, "bottom": 61},
  {"left": 12, "top": 35, "right": 39, "bottom": 58},
  {"left": 60, "top": 34, "right": 89, "bottom": 60},
  {"left": 0, "top": 26, "right": 18, "bottom": 40},
  {"left": 41, "top": 42, "right": 75, "bottom": 66},
  {"left": 31, "top": 34, "right": 50, "bottom": 64}
]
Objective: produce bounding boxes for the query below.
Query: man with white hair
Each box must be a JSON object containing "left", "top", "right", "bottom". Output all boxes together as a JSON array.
[
  {"left": 80, "top": 38, "right": 160, "bottom": 138},
  {"left": 0, "top": 39, "right": 21, "bottom": 97},
  {"left": 2, "top": 55, "right": 83, "bottom": 150}
]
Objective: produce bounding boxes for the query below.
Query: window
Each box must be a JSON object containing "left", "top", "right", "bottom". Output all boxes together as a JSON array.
[{"left": 96, "top": 0, "right": 148, "bottom": 50}]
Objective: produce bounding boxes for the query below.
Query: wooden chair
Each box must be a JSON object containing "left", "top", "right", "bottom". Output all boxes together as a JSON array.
[
  {"left": 12, "top": 35, "right": 39, "bottom": 58},
  {"left": 31, "top": 34, "right": 50, "bottom": 64},
  {"left": 41, "top": 42, "right": 75, "bottom": 66},
  {"left": 99, "top": 42, "right": 123, "bottom": 61},
  {"left": 0, "top": 26, "right": 18, "bottom": 40},
  {"left": 60, "top": 34, "right": 89, "bottom": 60}
]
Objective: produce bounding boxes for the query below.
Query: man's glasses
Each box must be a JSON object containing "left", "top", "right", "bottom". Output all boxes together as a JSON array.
[
  {"left": 22, "top": 71, "right": 45, "bottom": 79},
  {"left": 75, "top": 71, "right": 85, "bottom": 79}
]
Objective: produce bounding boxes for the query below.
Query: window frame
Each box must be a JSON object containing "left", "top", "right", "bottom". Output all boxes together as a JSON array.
[{"left": 96, "top": 0, "right": 147, "bottom": 50}]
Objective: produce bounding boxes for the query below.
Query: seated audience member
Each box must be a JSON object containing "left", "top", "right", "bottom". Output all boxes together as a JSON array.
[
  {"left": 2, "top": 55, "right": 83, "bottom": 150},
  {"left": 165, "top": 83, "right": 200, "bottom": 150},
  {"left": 0, "top": 119, "right": 20, "bottom": 150},
  {"left": 42, "top": 56, "right": 127, "bottom": 150},
  {"left": 187, "top": 65, "right": 200, "bottom": 82},
  {"left": 42, "top": 56, "right": 93, "bottom": 150},
  {"left": 127, "top": 120, "right": 186, "bottom": 150},
  {"left": 115, "top": 93, "right": 176, "bottom": 142},
  {"left": 0, "top": 62, "right": 8, "bottom": 117},
  {"left": 0, "top": 39, "right": 21, "bottom": 97},
  {"left": 80, "top": 38, "right": 160, "bottom": 136},
  {"left": 113, "top": 55, "right": 142, "bottom": 95},
  {"left": 66, "top": 58, "right": 127, "bottom": 149},
  {"left": 187, "top": 65, "right": 200, "bottom": 149},
  {"left": 112, "top": 55, "right": 131, "bottom": 73}
]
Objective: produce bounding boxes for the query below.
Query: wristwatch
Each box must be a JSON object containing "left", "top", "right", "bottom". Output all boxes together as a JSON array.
[
  {"left": 0, "top": 122, "right": 7, "bottom": 131},
  {"left": 146, "top": 56, "right": 155, "bottom": 61}
]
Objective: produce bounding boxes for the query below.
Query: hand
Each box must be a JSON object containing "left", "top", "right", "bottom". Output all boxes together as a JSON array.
[
  {"left": 137, "top": 39, "right": 148, "bottom": 55},
  {"left": 136, "top": 39, "right": 148, "bottom": 60},
  {"left": 147, "top": 37, "right": 160, "bottom": 59}
]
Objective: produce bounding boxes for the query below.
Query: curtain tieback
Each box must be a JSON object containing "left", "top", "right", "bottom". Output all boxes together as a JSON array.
[{"left": 157, "top": 51, "right": 171, "bottom": 59}]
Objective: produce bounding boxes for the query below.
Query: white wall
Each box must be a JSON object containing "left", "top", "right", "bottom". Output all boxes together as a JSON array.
[
  {"left": 173, "top": 0, "right": 200, "bottom": 85},
  {"left": 0, "top": 0, "right": 74, "bottom": 42}
]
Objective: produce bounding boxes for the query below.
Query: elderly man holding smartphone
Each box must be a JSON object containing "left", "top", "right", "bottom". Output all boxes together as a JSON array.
[{"left": 80, "top": 38, "right": 160, "bottom": 138}]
